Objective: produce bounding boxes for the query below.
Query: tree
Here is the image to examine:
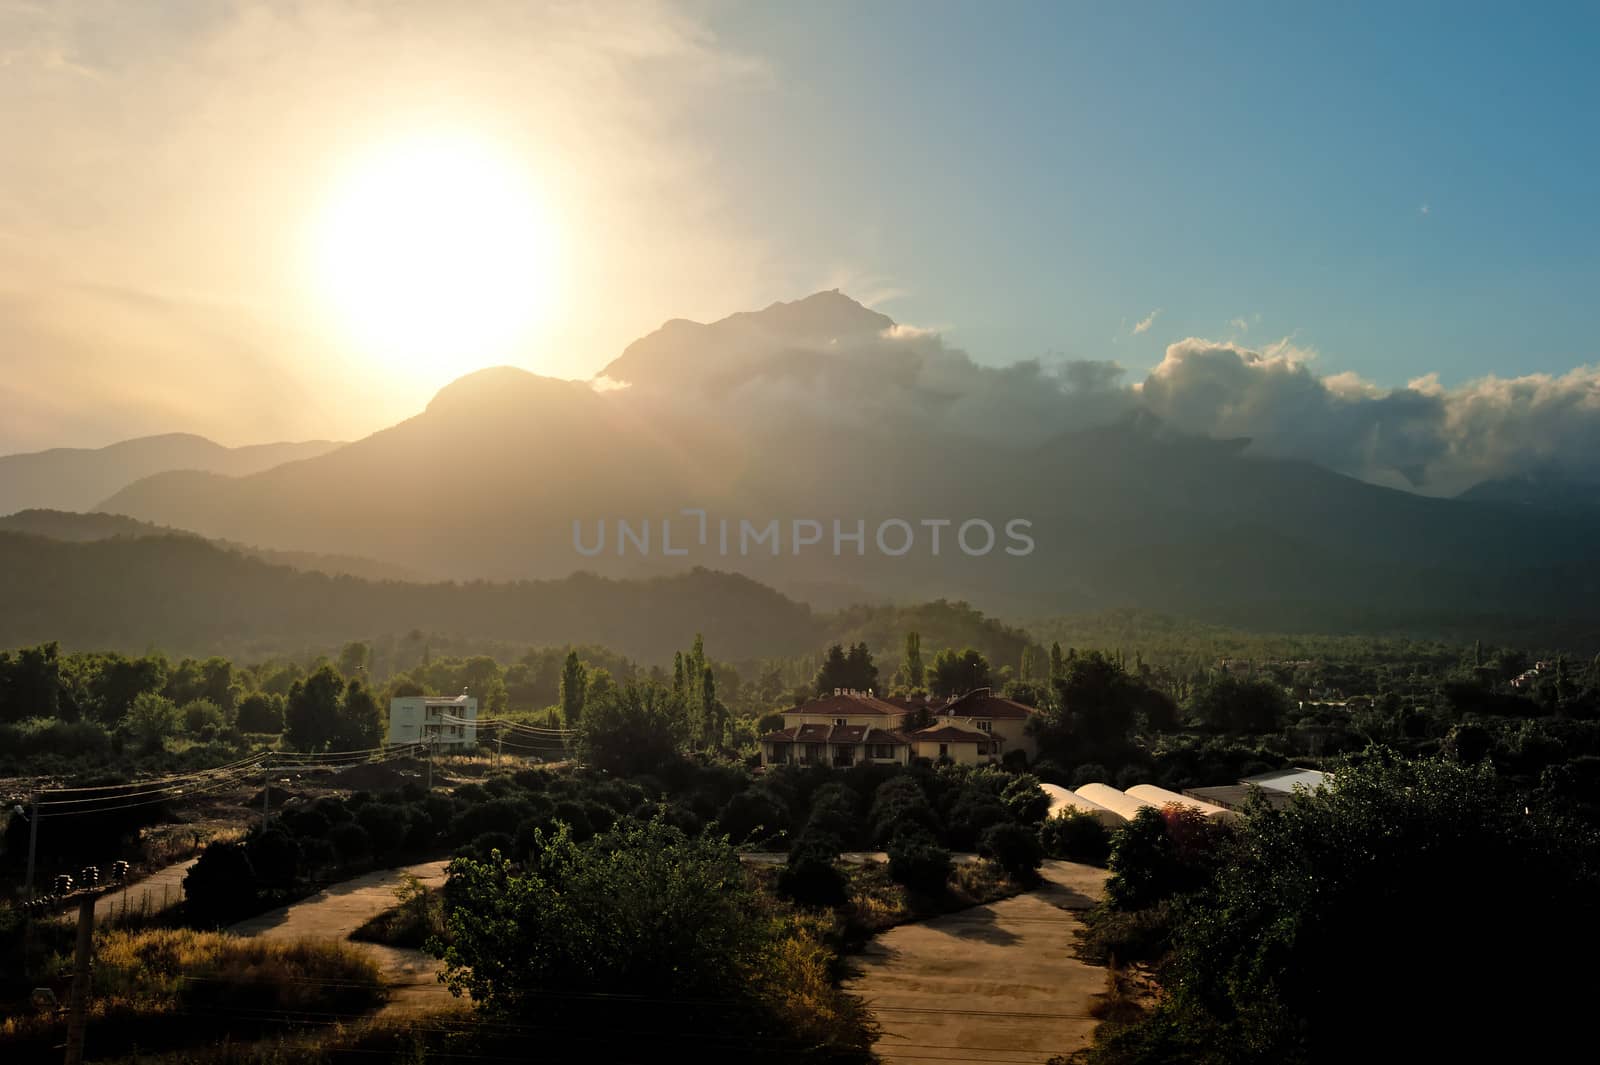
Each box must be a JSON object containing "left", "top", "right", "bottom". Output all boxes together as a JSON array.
[
  {"left": 333, "top": 678, "right": 384, "bottom": 751},
  {"left": 576, "top": 683, "right": 683, "bottom": 777},
  {"left": 928, "top": 647, "right": 990, "bottom": 698},
  {"left": 901, "top": 631, "right": 925, "bottom": 691},
  {"left": 123, "top": 691, "right": 180, "bottom": 749},
  {"left": 184, "top": 841, "right": 259, "bottom": 926},
  {"left": 436, "top": 816, "right": 766, "bottom": 1010},
  {"left": 179, "top": 698, "right": 225, "bottom": 734},
  {"left": 979, "top": 822, "right": 1044, "bottom": 880},
  {"left": 337, "top": 641, "right": 371, "bottom": 679},
  {"left": 560, "top": 652, "right": 587, "bottom": 727},
  {"left": 1049, "top": 642, "right": 1065, "bottom": 683},
  {"left": 1186, "top": 674, "right": 1291, "bottom": 734},
  {"left": 886, "top": 831, "right": 952, "bottom": 893},
  {"left": 236, "top": 692, "right": 285, "bottom": 734},
  {"left": 1115, "top": 755, "right": 1600, "bottom": 1063},
  {"left": 285, "top": 665, "right": 345, "bottom": 752}
]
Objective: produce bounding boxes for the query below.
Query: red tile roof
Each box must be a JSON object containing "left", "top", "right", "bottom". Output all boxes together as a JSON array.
[
  {"left": 759, "top": 724, "right": 910, "bottom": 745},
  {"left": 942, "top": 689, "right": 1040, "bottom": 720},
  {"left": 911, "top": 724, "right": 992, "bottom": 744},
  {"left": 786, "top": 692, "right": 906, "bottom": 718}
]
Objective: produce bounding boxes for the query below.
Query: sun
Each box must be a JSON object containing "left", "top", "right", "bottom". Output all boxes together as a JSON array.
[{"left": 312, "top": 132, "right": 558, "bottom": 375}]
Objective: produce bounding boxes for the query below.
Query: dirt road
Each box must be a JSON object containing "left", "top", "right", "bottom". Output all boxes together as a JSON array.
[
  {"left": 230, "top": 860, "right": 454, "bottom": 1016},
  {"left": 844, "top": 859, "right": 1110, "bottom": 1064}
]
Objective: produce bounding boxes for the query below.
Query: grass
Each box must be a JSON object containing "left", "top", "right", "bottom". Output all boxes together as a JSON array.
[
  {"left": 837, "top": 858, "right": 1022, "bottom": 943},
  {"left": 0, "top": 928, "right": 385, "bottom": 1060},
  {"left": 350, "top": 873, "right": 444, "bottom": 949}
]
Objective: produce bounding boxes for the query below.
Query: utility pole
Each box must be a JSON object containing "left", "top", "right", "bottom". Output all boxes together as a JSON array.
[
  {"left": 63, "top": 884, "right": 96, "bottom": 1065},
  {"left": 496, "top": 730, "right": 504, "bottom": 769},
  {"left": 24, "top": 795, "right": 39, "bottom": 898},
  {"left": 260, "top": 761, "right": 271, "bottom": 830}
]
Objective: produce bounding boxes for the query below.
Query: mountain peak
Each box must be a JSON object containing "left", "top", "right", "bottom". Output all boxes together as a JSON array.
[
  {"left": 425, "top": 366, "right": 579, "bottom": 416},
  {"left": 598, "top": 290, "right": 897, "bottom": 391}
]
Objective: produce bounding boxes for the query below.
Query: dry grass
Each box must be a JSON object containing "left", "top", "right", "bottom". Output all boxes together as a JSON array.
[
  {"left": 0, "top": 929, "right": 384, "bottom": 1059},
  {"left": 350, "top": 873, "right": 445, "bottom": 949}
]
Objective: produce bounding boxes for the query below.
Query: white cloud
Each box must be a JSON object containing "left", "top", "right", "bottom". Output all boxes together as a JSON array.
[{"left": 1131, "top": 309, "right": 1161, "bottom": 335}]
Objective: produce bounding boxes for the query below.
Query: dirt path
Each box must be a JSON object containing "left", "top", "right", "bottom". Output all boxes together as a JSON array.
[
  {"left": 844, "top": 859, "right": 1110, "bottom": 1065},
  {"left": 230, "top": 860, "right": 454, "bottom": 1016}
]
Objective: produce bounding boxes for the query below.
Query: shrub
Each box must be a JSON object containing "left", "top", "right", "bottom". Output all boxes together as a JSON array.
[
  {"left": 1071, "top": 763, "right": 1111, "bottom": 787},
  {"left": 1001, "top": 773, "right": 1050, "bottom": 823},
  {"left": 327, "top": 821, "right": 371, "bottom": 864},
  {"left": 357, "top": 802, "right": 412, "bottom": 858},
  {"left": 978, "top": 822, "right": 1044, "bottom": 879},
  {"left": 180, "top": 699, "right": 225, "bottom": 734},
  {"left": 123, "top": 692, "right": 180, "bottom": 750},
  {"left": 183, "top": 842, "right": 259, "bottom": 926},
  {"left": 236, "top": 692, "right": 285, "bottom": 734},
  {"left": 886, "top": 830, "right": 952, "bottom": 894},
  {"left": 1040, "top": 810, "right": 1113, "bottom": 865},
  {"left": 1106, "top": 805, "right": 1229, "bottom": 911},
  {"left": 777, "top": 831, "right": 849, "bottom": 908},
  {"left": 870, "top": 776, "right": 940, "bottom": 846},
  {"left": 716, "top": 787, "right": 791, "bottom": 846},
  {"left": 244, "top": 828, "right": 302, "bottom": 890}
]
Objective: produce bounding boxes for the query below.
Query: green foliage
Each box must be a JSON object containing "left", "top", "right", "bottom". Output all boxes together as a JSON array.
[
  {"left": 124, "top": 691, "right": 181, "bottom": 749},
  {"left": 885, "top": 830, "right": 953, "bottom": 893},
  {"left": 717, "top": 787, "right": 791, "bottom": 845},
  {"left": 978, "top": 821, "right": 1044, "bottom": 879},
  {"left": 559, "top": 651, "right": 586, "bottom": 726},
  {"left": 928, "top": 647, "right": 990, "bottom": 698},
  {"left": 1105, "top": 806, "right": 1230, "bottom": 911},
  {"left": 815, "top": 641, "right": 879, "bottom": 694},
  {"left": 183, "top": 841, "right": 260, "bottom": 926},
  {"left": 777, "top": 830, "right": 849, "bottom": 907},
  {"left": 1040, "top": 810, "right": 1113, "bottom": 865},
  {"left": 1080, "top": 754, "right": 1600, "bottom": 1063},
  {"left": 436, "top": 815, "right": 762, "bottom": 1008},
  {"left": 1185, "top": 673, "right": 1291, "bottom": 733},
  {"left": 179, "top": 698, "right": 224, "bottom": 734},
  {"left": 236, "top": 691, "right": 285, "bottom": 733},
  {"left": 575, "top": 681, "right": 683, "bottom": 776}
]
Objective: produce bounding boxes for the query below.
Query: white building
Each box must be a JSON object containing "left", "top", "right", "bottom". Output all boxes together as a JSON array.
[{"left": 387, "top": 693, "right": 478, "bottom": 749}]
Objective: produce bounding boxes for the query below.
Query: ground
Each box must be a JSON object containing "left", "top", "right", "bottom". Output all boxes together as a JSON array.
[
  {"left": 844, "top": 859, "right": 1109, "bottom": 1065},
  {"left": 229, "top": 859, "right": 454, "bottom": 1016}
]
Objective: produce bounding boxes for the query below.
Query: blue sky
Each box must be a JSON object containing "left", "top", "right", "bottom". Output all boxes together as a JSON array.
[{"left": 700, "top": 1, "right": 1599, "bottom": 386}]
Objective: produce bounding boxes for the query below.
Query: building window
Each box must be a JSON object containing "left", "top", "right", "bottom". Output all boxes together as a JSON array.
[
  {"left": 834, "top": 718, "right": 847, "bottom": 726},
  {"left": 873, "top": 744, "right": 894, "bottom": 759},
  {"left": 939, "top": 743, "right": 949, "bottom": 758},
  {"left": 976, "top": 720, "right": 992, "bottom": 731}
]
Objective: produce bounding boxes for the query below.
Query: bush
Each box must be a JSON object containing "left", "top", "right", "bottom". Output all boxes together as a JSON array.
[
  {"left": 327, "top": 821, "right": 372, "bottom": 864},
  {"left": 244, "top": 828, "right": 302, "bottom": 890},
  {"left": 870, "top": 776, "right": 940, "bottom": 846},
  {"left": 978, "top": 822, "right": 1044, "bottom": 879},
  {"left": 180, "top": 698, "right": 225, "bottom": 734},
  {"left": 717, "top": 787, "right": 791, "bottom": 846},
  {"left": 357, "top": 802, "right": 411, "bottom": 857},
  {"left": 886, "top": 830, "right": 952, "bottom": 894},
  {"left": 1105, "top": 806, "right": 1228, "bottom": 911},
  {"left": 184, "top": 842, "right": 259, "bottom": 926},
  {"left": 777, "top": 830, "right": 849, "bottom": 908},
  {"left": 236, "top": 692, "right": 285, "bottom": 734},
  {"left": 1040, "top": 810, "right": 1113, "bottom": 865},
  {"left": 1071, "top": 763, "right": 1111, "bottom": 787}
]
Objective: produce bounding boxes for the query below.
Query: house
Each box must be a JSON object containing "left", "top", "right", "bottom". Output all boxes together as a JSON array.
[
  {"left": 931, "top": 688, "right": 1041, "bottom": 764},
  {"left": 907, "top": 722, "right": 993, "bottom": 765},
  {"left": 758, "top": 687, "right": 1039, "bottom": 769},
  {"left": 387, "top": 693, "right": 478, "bottom": 749},
  {"left": 759, "top": 690, "right": 911, "bottom": 768}
]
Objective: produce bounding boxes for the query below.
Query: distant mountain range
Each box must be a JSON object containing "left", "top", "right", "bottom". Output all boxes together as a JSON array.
[
  {"left": 0, "top": 433, "right": 340, "bottom": 514},
  {"left": 9, "top": 291, "right": 1600, "bottom": 649},
  {"left": 0, "top": 509, "right": 422, "bottom": 582}
]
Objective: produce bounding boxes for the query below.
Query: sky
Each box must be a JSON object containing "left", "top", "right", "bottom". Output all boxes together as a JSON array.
[{"left": 1, "top": 1, "right": 1597, "bottom": 485}]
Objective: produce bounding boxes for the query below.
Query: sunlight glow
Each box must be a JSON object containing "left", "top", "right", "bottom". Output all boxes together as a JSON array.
[{"left": 313, "top": 132, "right": 559, "bottom": 376}]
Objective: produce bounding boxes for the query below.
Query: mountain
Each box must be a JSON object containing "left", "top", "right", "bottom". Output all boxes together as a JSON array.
[
  {"left": 1457, "top": 473, "right": 1600, "bottom": 509},
  {"left": 0, "top": 531, "right": 818, "bottom": 663},
  {"left": 0, "top": 509, "right": 422, "bottom": 582},
  {"left": 0, "top": 433, "right": 341, "bottom": 514},
  {"left": 93, "top": 292, "right": 1600, "bottom": 646}
]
